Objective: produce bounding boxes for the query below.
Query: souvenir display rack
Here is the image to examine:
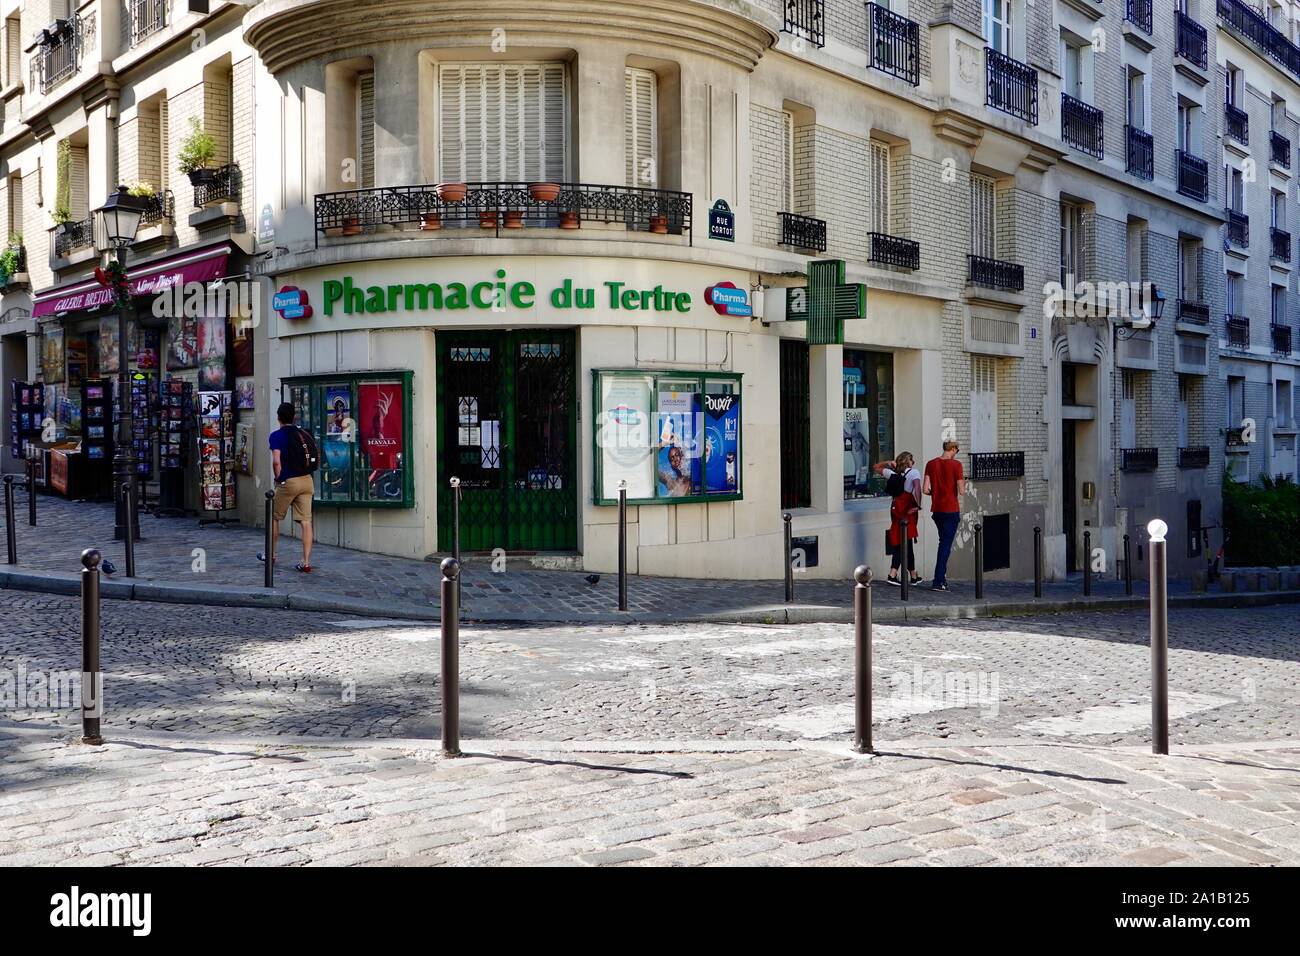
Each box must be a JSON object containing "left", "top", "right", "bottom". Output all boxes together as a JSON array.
[
  {"left": 79, "top": 379, "right": 114, "bottom": 500},
  {"left": 157, "top": 377, "right": 192, "bottom": 517},
  {"left": 9, "top": 381, "right": 44, "bottom": 461},
  {"left": 196, "top": 390, "right": 237, "bottom": 526}
]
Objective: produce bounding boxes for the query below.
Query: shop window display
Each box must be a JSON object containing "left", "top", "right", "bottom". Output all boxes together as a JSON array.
[{"left": 843, "top": 349, "right": 895, "bottom": 499}]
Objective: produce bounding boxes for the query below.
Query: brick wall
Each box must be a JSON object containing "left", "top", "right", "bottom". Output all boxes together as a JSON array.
[{"left": 749, "top": 103, "right": 788, "bottom": 249}]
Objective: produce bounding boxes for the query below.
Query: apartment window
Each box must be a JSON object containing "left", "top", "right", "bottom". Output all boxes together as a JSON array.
[
  {"left": 970, "top": 356, "right": 998, "bottom": 454},
  {"left": 4, "top": 16, "right": 19, "bottom": 89},
  {"left": 325, "top": 59, "right": 375, "bottom": 192},
  {"left": 7, "top": 174, "right": 21, "bottom": 239},
  {"left": 1278, "top": 379, "right": 1294, "bottom": 427},
  {"left": 357, "top": 70, "right": 375, "bottom": 191},
  {"left": 983, "top": 0, "right": 1013, "bottom": 54},
  {"left": 1273, "top": 97, "right": 1287, "bottom": 131},
  {"left": 971, "top": 174, "right": 996, "bottom": 259},
  {"left": 1225, "top": 165, "right": 1244, "bottom": 212},
  {"left": 1126, "top": 219, "right": 1144, "bottom": 285},
  {"left": 1060, "top": 33, "right": 1089, "bottom": 101},
  {"left": 870, "top": 141, "right": 890, "bottom": 235},
  {"left": 1179, "top": 239, "right": 1200, "bottom": 302},
  {"left": 1127, "top": 68, "right": 1146, "bottom": 131},
  {"left": 624, "top": 68, "right": 657, "bottom": 188},
  {"left": 1225, "top": 65, "right": 1241, "bottom": 109},
  {"left": 1177, "top": 100, "right": 1198, "bottom": 153},
  {"left": 1178, "top": 377, "right": 1190, "bottom": 447},
  {"left": 1273, "top": 189, "right": 1287, "bottom": 229},
  {"left": 1060, "top": 201, "right": 1084, "bottom": 286},
  {"left": 1269, "top": 2, "right": 1283, "bottom": 28},
  {"left": 1273, "top": 285, "right": 1287, "bottom": 325},
  {"left": 779, "top": 109, "right": 794, "bottom": 211},
  {"left": 1227, "top": 375, "right": 1245, "bottom": 428},
  {"left": 1120, "top": 370, "right": 1137, "bottom": 449},
  {"left": 438, "top": 63, "right": 569, "bottom": 183}
]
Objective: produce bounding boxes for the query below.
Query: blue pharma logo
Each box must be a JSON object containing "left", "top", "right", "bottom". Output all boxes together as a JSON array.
[
  {"left": 705, "top": 282, "right": 752, "bottom": 317},
  {"left": 273, "top": 286, "right": 313, "bottom": 320}
]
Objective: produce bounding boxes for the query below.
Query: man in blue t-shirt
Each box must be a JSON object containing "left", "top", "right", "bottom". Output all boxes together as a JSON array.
[{"left": 259, "top": 402, "right": 315, "bottom": 572}]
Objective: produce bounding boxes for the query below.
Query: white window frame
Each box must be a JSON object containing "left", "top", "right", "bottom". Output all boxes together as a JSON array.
[
  {"left": 870, "top": 141, "right": 890, "bottom": 235},
  {"left": 624, "top": 67, "right": 658, "bottom": 188},
  {"left": 971, "top": 174, "right": 996, "bottom": 260},
  {"left": 970, "top": 356, "right": 999, "bottom": 454}
]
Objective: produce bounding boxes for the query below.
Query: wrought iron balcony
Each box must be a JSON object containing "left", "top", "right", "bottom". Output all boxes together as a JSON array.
[
  {"left": 31, "top": 14, "right": 95, "bottom": 95},
  {"left": 867, "top": 4, "right": 919, "bottom": 86},
  {"left": 1272, "top": 129, "right": 1292, "bottom": 168},
  {"left": 868, "top": 232, "right": 920, "bottom": 270},
  {"left": 780, "top": 212, "right": 827, "bottom": 252},
  {"left": 192, "top": 165, "right": 241, "bottom": 208},
  {"left": 1177, "top": 150, "right": 1209, "bottom": 202},
  {"left": 1126, "top": 0, "right": 1153, "bottom": 34},
  {"left": 784, "top": 0, "right": 824, "bottom": 48},
  {"left": 1061, "top": 94, "right": 1104, "bottom": 159},
  {"left": 1126, "top": 126, "right": 1153, "bottom": 181},
  {"left": 138, "top": 190, "right": 175, "bottom": 228},
  {"left": 1176, "top": 11, "right": 1209, "bottom": 69},
  {"left": 1225, "top": 103, "right": 1249, "bottom": 145},
  {"left": 316, "top": 182, "right": 694, "bottom": 239},
  {"left": 1178, "top": 299, "right": 1210, "bottom": 324},
  {"left": 1226, "top": 209, "right": 1249, "bottom": 248},
  {"left": 1178, "top": 445, "right": 1210, "bottom": 469},
  {"left": 985, "top": 48, "right": 1038, "bottom": 124},
  {"left": 1273, "top": 322, "right": 1294, "bottom": 355},
  {"left": 968, "top": 254, "right": 1024, "bottom": 292},
  {"left": 1218, "top": 0, "right": 1300, "bottom": 84},
  {"left": 54, "top": 217, "right": 94, "bottom": 258},
  {"left": 1226, "top": 427, "right": 1248, "bottom": 447},
  {"left": 1272, "top": 226, "right": 1291, "bottom": 262},
  {"left": 129, "top": 0, "right": 167, "bottom": 46},
  {"left": 1225, "top": 314, "right": 1251, "bottom": 349},
  {"left": 1121, "top": 447, "right": 1159, "bottom": 472},
  {"left": 968, "top": 451, "right": 1025, "bottom": 481}
]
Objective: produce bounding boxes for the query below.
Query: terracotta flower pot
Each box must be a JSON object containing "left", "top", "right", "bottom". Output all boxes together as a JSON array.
[
  {"left": 529, "top": 182, "right": 562, "bottom": 203},
  {"left": 341, "top": 217, "right": 363, "bottom": 235},
  {"left": 559, "top": 211, "right": 580, "bottom": 230},
  {"left": 436, "top": 182, "right": 468, "bottom": 203},
  {"left": 480, "top": 211, "right": 499, "bottom": 229},
  {"left": 503, "top": 211, "right": 524, "bottom": 229},
  {"left": 420, "top": 213, "right": 442, "bottom": 231},
  {"left": 649, "top": 215, "right": 669, "bottom": 235}
]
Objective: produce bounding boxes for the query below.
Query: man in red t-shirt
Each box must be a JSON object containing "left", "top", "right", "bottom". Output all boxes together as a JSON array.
[{"left": 922, "top": 441, "right": 966, "bottom": 591}]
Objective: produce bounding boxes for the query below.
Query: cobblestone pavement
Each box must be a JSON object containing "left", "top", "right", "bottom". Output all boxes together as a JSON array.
[
  {"left": 0, "top": 493, "right": 1193, "bottom": 621},
  {"left": 2, "top": 727, "right": 1298, "bottom": 866},
  {"left": 2, "top": 592, "right": 1295, "bottom": 745}
]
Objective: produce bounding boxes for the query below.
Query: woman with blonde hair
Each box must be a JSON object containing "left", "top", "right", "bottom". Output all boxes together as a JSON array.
[{"left": 873, "top": 451, "right": 923, "bottom": 587}]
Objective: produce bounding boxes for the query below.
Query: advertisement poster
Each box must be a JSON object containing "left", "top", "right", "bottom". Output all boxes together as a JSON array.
[
  {"left": 703, "top": 393, "right": 741, "bottom": 495},
  {"left": 167, "top": 313, "right": 198, "bottom": 370},
  {"left": 323, "top": 439, "right": 352, "bottom": 497},
  {"left": 99, "top": 317, "right": 121, "bottom": 375},
  {"left": 843, "top": 407, "right": 873, "bottom": 499},
  {"left": 136, "top": 326, "right": 159, "bottom": 370},
  {"left": 599, "top": 375, "right": 654, "bottom": 500},
  {"left": 230, "top": 324, "right": 254, "bottom": 378},
  {"left": 41, "top": 329, "right": 65, "bottom": 384},
  {"left": 234, "top": 423, "right": 253, "bottom": 474},
  {"left": 65, "top": 336, "right": 88, "bottom": 387},
  {"left": 235, "top": 378, "right": 256, "bottom": 410},
  {"left": 358, "top": 382, "right": 403, "bottom": 470},
  {"left": 655, "top": 390, "right": 701, "bottom": 498},
  {"left": 197, "top": 314, "right": 227, "bottom": 389},
  {"left": 325, "top": 386, "right": 355, "bottom": 439}
]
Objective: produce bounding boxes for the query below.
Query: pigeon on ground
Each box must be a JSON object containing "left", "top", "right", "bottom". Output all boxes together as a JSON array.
[
  {"left": 584, "top": 574, "right": 600, "bottom": 585},
  {"left": 101, "top": 559, "right": 117, "bottom": 575}
]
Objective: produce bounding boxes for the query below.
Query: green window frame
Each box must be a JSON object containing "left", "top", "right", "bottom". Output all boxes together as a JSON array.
[
  {"left": 280, "top": 370, "right": 415, "bottom": 509},
  {"left": 592, "top": 368, "right": 743, "bottom": 506}
]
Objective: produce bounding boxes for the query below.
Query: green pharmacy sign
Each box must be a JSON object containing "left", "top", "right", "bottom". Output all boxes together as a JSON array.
[{"left": 784, "top": 260, "right": 866, "bottom": 346}]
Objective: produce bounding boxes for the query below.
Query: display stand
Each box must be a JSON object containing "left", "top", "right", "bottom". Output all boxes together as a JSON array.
[
  {"left": 196, "top": 390, "right": 238, "bottom": 527},
  {"left": 79, "top": 379, "right": 114, "bottom": 501},
  {"left": 157, "top": 377, "right": 192, "bottom": 517},
  {"left": 9, "top": 381, "right": 44, "bottom": 461},
  {"left": 130, "top": 371, "right": 158, "bottom": 511}
]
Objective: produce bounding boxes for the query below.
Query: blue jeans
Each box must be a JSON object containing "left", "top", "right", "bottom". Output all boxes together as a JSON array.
[{"left": 932, "top": 512, "right": 960, "bottom": 586}]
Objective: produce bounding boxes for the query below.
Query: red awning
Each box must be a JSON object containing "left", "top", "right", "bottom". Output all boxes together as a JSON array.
[{"left": 32, "top": 243, "right": 234, "bottom": 319}]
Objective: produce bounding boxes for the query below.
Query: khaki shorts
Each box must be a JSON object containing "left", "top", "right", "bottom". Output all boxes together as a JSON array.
[{"left": 273, "top": 475, "right": 313, "bottom": 524}]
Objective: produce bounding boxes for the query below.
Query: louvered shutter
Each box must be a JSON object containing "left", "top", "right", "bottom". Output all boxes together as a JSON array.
[
  {"left": 870, "top": 141, "right": 890, "bottom": 234},
  {"left": 358, "top": 71, "right": 375, "bottom": 190},
  {"left": 970, "top": 356, "right": 998, "bottom": 453},
  {"left": 780, "top": 109, "right": 794, "bottom": 210},
  {"left": 70, "top": 146, "right": 88, "bottom": 219},
  {"left": 1121, "top": 371, "right": 1136, "bottom": 449},
  {"left": 9, "top": 175, "right": 22, "bottom": 237},
  {"left": 159, "top": 99, "right": 170, "bottom": 190},
  {"left": 440, "top": 63, "right": 567, "bottom": 183},
  {"left": 624, "top": 68, "right": 657, "bottom": 187},
  {"left": 5, "top": 19, "right": 19, "bottom": 88},
  {"left": 970, "top": 174, "right": 995, "bottom": 259}
]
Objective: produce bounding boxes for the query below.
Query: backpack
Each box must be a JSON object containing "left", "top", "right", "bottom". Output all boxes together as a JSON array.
[
  {"left": 885, "top": 470, "right": 906, "bottom": 497},
  {"left": 281, "top": 426, "right": 319, "bottom": 474}
]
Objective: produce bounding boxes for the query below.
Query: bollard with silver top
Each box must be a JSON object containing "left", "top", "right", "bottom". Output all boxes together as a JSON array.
[
  {"left": 852, "top": 566, "right": 874, "bottom": 755},
  {"left": 121, "top": 481, "right": 136, "bottom": 578},
  {"left": 783, "top": 512, "right": 794, "bottom": 603},
  {"left": 80, "top": 549, "right": 104, "bottom": 746},
  {"left": 263, "top": 491, "right": 275, "bottom": 589},
  {"left": 450, "top": 477, "right": 462, "bottom": 602},
  {"left": 1123, "top": 533, "right": 1133, "bottom": 596},
  {"left": 618, "top": 479, "right": 628, "bottom": 612},
  {"left": 1033, "top": 526, "right": 1043, "bottom": 598},
  {"left": 1148, "top": 519, "right": 1170, "bottom": 755},
  {"left": 974, "top": 522, "right": 984, "bottom": 600},
  {"left": 3, "top": 475, "right": 15, "bottom": 565},
  {"left": 26, "top": 458, "right": 35, "bottom": 526},
  {"left": 440, "top": 557, "right": 462, "bottom": 757}
]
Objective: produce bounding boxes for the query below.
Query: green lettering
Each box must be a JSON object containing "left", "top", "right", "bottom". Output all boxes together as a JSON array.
[
  {"left": 511, "top": 282, "right": 535, "bottom": 309},
  {"left": 471, "top": 282, "right": 495, "bottom": 309},
  {"left": 324, "top": 280, "right": 343, "bottom": 316},
  {"left": 675, "top": 293, "right": 691, "bottom": 313},
  {"left": 365, "top": 286, "right": 386, "bottom": 313},
  {"left": 388, "top": 285, "right": 402, "bottom": 312},
  {"left": 445, "top": 283, "right": 469, "bottom": 309},
  {"left": 405, "top": 284, "right": 442, "bottom": 310},
  {"left": 606, "top": 281, "right": 625, "bottom": 308},
  {"left": 622, "top": 289, "right": 639, "bottom": 310}
]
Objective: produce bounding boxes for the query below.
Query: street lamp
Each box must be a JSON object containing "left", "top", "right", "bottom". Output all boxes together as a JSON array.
[
  {"left": 93, "top": 185, "right": 147, "bottom": 542},
  {"left": 1120, "top": 284, "right": 1166, "bottom": 338}
]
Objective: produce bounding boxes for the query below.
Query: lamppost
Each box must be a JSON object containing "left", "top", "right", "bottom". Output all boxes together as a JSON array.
[{"left": 93, "top": 186, "right": 147, "bottom": 542}]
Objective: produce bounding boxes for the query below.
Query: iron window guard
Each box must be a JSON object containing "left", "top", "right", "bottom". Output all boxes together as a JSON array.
[
  {"left": 985, "top": 47, "right": 1039, "bottom": 124},
  {"left": 1226, "top": 209, "right": 1249, "bottom": 247},
  {"left": 1225, "top": 103, "right": 1249, "bottom": 145},
  {"left": 1120, "top": 447, "right": 1159, "bottom": 472},
  {"left": 969, "top": 451, "right": 1025, "bottom": 481},
  {"left": 967, "top": 253, "right": 1025, "bottom": 291},
  {"left": 866, "top": 3, "right": 919, "bottom": 86},
  {"left": 1177, "top": 445, "right": 1210, "bottom": 469},
  {"left": 1225, "top": 314, "right": 1251, "bottom": 348},
  {"left": 1176, "top": 150, "right": 1209, "bottom": 202},
  {"left": 1126, "top": 126, "right": 1153, "bottom": 181},
  {"left": 868, "top": 232, "right": 919, "bottom": 269},
  {"left": 139, "top": 189, "right": 175, "bottom": 227},
  {"left": 1178, "top": 300, "right": 1210, "bottom": 323},
  {"left": 784, "top": 0, "right": 825, "bottom": 48},
  {"left": 1175, "top": 11, "right": 1209, "bottom": 69},
  {"left": 1272, "top": 322, "right": 1293, "bottom": 355},
  {"left": 129, "top": 0, "right": 167, "bottom": 46},
  {"left": 1271, "top": 129, "right": 1292, "bottom": 168},
  {"left": 54, "top": 217, "right": 94, "bottom": 258},
  {"left": 193, "top": 165, "right": 241, "bottom": 208},
  {"left": 1126, "top": 0, "right": 1153, "bottom": 34},
  {"left": 1061, "top": 93, "right": 1104, "bottom": 159},
  {"left": 780, "top": 211, "right": 828, "bottom": 252}
]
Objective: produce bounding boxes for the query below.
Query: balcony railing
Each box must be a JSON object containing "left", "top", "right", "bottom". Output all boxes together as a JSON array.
[
  {"left": 1178, "top": 300, "right": 1210, "bottom": 324},
  {"left": 1272, "top": 226, "right": 1291, "bottom": 262},
  {"left": 784, "top": 0, "right": 825, "bottom": 48},
  {"left": 868, "top": 232, "right": 920, "bottom": 269},
  {"left": 1226, "top": 209, "right": 1249, "bottom": 247},
  {"left": 1178, "top": 445, "right": 1210, "bottom": 469},
  {"left": 780, "top": 211, "right": 827, "bottom": 251},
  {"left": 139, "top": 189, "right": 175, "bottom": 228},
  {"left": 192, "top": 164, "right": 241, "bottom": 208},
  {"left": 1121, "top": 447, "right": 1159, "bottom": 472},
  {"left": 1176, "top": 11, "right": 1209, "bottom": 69},
  {"left": 31, "top": 14, "right": 95, "bottom": 95},
  {"left": 968, "top": 254, "right": 1025, "bottom": 291},
  {"left": 316, "top": 182, "right": 695, "bottom": 239},
  {"left": 1218, "top": 0, "right": 1300, "bottom": 84},
  {"left": 1126, "top": 126, "right": 1154, "bottom": 181},
  {"left": 1126, "top": 0, "right": 1153, "bottom": 34},
  {"left": 1225, "top": 314, "right": 1251, "bottom": 349},
  {"left": 1177, "top": 150, "right": 1209, "bottom": 201},
  {"left": 985, "top": 48, "right": 1038, "bottom": 124},
  {"left": 54, "top": 217, "right": 94, "bottom": 258},
  {"left": 968, "top": 451, "right": 1025, "bottom": 481},
  {"left": 1272, "top": 129, "right": 1292, "bottom": 168},
  {"left": 129, "top": 0, "right": 167, "bottom": 46},
  {"left": 1061, "top": 94, "right": 1104, "bottom": 159},
  {"left": 1273, "top": 322, "right": 1294, "bottom": 355},
  {"left": 867, "top": 4, "right": 919, "bottom": 86},
  {"left": 1225, "top": 103, "right": 1249, "bottom": 144}
]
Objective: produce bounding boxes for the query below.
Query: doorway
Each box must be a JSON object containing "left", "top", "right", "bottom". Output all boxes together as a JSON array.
[{"left": 1062, "top": 419, "right": 1077, "bottom": 573}]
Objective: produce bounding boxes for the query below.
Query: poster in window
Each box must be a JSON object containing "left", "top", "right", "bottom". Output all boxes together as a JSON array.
[
  {"left": 167, "top": 313, "right": 198, "bottom": 370},
  {"left": 197, "top": 314, "right": 227, "bottom": 389},
  {"left": 702, "top": 393, "right": 740, "bottom": 495},
  {"left": 325, "top": 386, "right": 355, "bottom": 439},
  {"left": 234, "top": 423, "right": 253, "bottom": 474},
  {"left": 41, "top": 329, "right": 65, "bottom": 384},
  {"left": 99, "top": 317, "right": 121, "bottom": 374},
  {"left": 65, "top": 336, "right": 87, "bottom": 387},
  {"left": 230, "top": 323, "right": 254, "bottom": 378},
  {"left": 656, "top": 391, "right": 701, "bottom": 498},
  {"left": 358, "top": 382, "right": 403, "bottom": 470},
  {"left": 599, "top": 375, "right": 654, "bottom": 500},
  {"left": 136, "top": 326, "right": 159, "bottom": 370},
  {"left": 235, "top": 377, "right": 256, "bottom": 410}
]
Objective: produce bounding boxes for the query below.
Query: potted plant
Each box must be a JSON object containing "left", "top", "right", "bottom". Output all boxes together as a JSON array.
[
  {"left": 436, "top": 182, "right": 467, "bottom": 203},
  {"left": 559, "top": 210, "right": 580, "bottom": 230},
  {"left": 503, "top": 209, "right": 524, "bottom": 229},
  {"left": 529, "top": 182, "right": 561, "bottom": 202},
  {"left": 126, "top": 180, "right": 157, "bottom": 199},
  {"left": 342, "top": 216, "right": 363, "bottom": 235},
  {"left": 420, "top": 212, "right": 443, "bottom": 231},
  {"left": 479, "top": 210, "right": 498, "bottom": 229},
  {"left": 0, "top": 243, "right": 19, "bottom": 287},
  {"left": 178, "top": 117, "right": 218, "bottom": 187}
]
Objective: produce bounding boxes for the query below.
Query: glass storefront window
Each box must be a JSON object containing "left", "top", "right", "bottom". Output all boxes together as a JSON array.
[{"left": 843, "top": 349, "right": 895, "bottom": 499}]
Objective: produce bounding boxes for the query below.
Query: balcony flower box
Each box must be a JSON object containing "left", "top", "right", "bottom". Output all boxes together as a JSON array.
[
  {"left": 437, "top": 182, "right": 467, "bottom": 203},
  {"left": 529, "top": 182, "right": 561, "bottom": 202}
]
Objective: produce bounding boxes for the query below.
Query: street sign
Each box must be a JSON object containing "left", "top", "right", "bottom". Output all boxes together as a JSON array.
[{"left": 709, "top": 200, "right": 735, "bottom": 242}]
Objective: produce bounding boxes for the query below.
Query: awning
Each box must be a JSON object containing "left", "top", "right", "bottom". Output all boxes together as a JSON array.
[{"left": 32, "top": 242, "right": 234, "bottom": 319}]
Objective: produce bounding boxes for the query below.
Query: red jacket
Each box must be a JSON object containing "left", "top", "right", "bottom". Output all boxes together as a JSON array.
[{"left": 888, "top": 492, "right": 920, "bottom": 547}]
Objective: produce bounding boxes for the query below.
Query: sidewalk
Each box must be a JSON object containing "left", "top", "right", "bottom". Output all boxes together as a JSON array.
[{"left": 1, "top": 494, "right": 1294, "bottom": 624}]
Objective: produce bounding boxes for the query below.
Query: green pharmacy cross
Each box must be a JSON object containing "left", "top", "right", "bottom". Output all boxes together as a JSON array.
[{"left": 784, "top": 259, "right": 867, "bottom": 345}]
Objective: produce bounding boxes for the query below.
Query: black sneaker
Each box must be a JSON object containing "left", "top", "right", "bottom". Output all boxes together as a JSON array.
[
  {"left": 931, "top": 583, "right": 948, "bottom": 591},
  {"left": 910, "top": 576, "right": 924, "bottom": 586},
  {"left": 886, "top": 576, "right": 901, "bottom": 587}
]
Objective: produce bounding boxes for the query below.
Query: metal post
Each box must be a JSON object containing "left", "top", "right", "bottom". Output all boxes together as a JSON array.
[
  {"left": 852, "top": 566, "right": 874, "bottom": 754},
  {"left": 783, "top": 512, "right": 794, "bottom": 603},
  {"left": 1033, "top": 526, "right": 1043, "bottom": 599},
  {"left": 440, "top": 557, "right": 461, "bottom": 757},
  {"left": 26, "top": 458, "right": 35, "bottom": 526},
  {"left": 3, "top": 475, "right": 15, "bottom": 565},
  {"left": 1083, "top": 529, "right": 1092, "bottom": 596},
  {"left": 263, "top": 490, "right": 275, "bottom": 589},
  {"left": 1123, "top": 533, "right": 1133, "bottom": 596},
  {"left": 1148, "top": 520, "right": 1169, "bottom": 755},
  {"left": 111, "top": 243, "right": 138, "bottom": 544},
  {"left": 974, "top": 522, "right": 984, "bottom": 600},
  {"left": 80, "top": 548, "right": 103, "bottom": 746},
  {"left": 121, "top": 481, "right": 137, "bottom": 578},
  {"left": 450, "top": 477, "right": 461, "bottom": 603},
  {"left": 899, "top": 515, "right": 909, "bottom": 603},
  {"left": 618, "top": 481, "right": 628, "bottom": 612}
]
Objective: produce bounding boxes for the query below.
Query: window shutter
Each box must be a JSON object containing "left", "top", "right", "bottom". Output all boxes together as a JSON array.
[
  {"left": 780, "top": 109, "right": 794, "bottom": 211},
  {"left": 970, "top": 174, "right": 995, "bottom": 259},
  {"left": 970, "top": 356, "right": 998, "bottom": 453},
  {"left": 159, "top": 98, "right": 170, "bottom": 190},
  {"left": 357, "top": 70, "right": 375, "bottom": 190},
  {"left": 540, "top": 64, "right": 567, "bottom": 182},
  {"left": 5, "top": 19, "right": 19, "bottom": 88},
  {"left": 70, "top": 146, "right": 88, "bottom": 219},
  {"left": 440, "top": 63, "right": 567, "bottom": 184},
  {"left": 9, "top": 175, "right": 21, "bottom": 237},
  {"left": 870, "top": 141, "right": 890, "bottom": 234},
  {"left": 624, "top": 68, "right": 657, "bottom": 187}
]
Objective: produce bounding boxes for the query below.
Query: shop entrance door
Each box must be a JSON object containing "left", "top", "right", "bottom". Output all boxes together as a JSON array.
[{"left": 436, "top": 329, "right": 577, "bottom": 552}]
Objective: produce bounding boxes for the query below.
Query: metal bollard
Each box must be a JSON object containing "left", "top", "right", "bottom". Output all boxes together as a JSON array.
[
  {"left": 263, "top": 491, "right": 275, "bottom": 589},
  {"left": 783, "top": 512, "right": 794, "bottom": 603},
  {"left": 121, "top": 482, "right": 136, "bottom": 578},
  {"left": 440, "top": 557, "right": 461, "bottom": 757},
  {"left": 26, "top": 458, "right": 35, "bottom": 526},
  {"left": 1123, "top": 533, "right": 1133, "bottom": 596},
  {"left": 899, "top": 515, "right": 909, "bottom": 602},
  {"left": 974, "top": 522, "right": 984, "bottom": 600},
  {"left": 450, "top": 477, "right": 462, "bottom": 603},
  {"left": 1148, "top": 520, "right": 1169, "bottom": 755},
  {"left": 618, "top": 481, "right": 628, "bottom": 612},
  {"left": 852, "top": 566, "right": 874, "bottom": 754},
  {"left": 1083, "top": 529, "right": 1092, "bottom": 596},
  {"left": 3, "top": 475, "right": 15, "bottom": 565},
  {"left": 1033, "top": 526, "right": 1043, "bottom": 598},
  {"left": 80, "top": 549, "right": 104, "bottom": 746}
]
